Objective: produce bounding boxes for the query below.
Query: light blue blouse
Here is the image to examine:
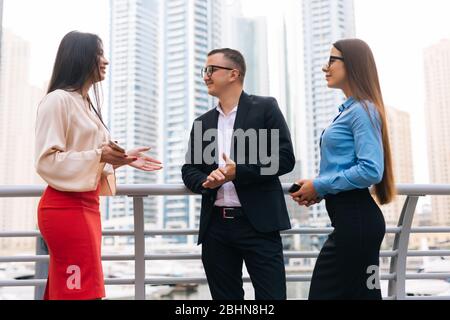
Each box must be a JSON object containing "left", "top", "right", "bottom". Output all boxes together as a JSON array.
[{"left": 313, "top": 97, "right": 384, "bottom": 198}]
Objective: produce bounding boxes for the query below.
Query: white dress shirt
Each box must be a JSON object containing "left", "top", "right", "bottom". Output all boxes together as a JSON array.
[{"left": 214, "top": 104, "right": 242, "bottom": 207}]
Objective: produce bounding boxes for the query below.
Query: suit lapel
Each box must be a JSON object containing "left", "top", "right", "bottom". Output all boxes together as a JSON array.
[
  {"left": 204, "top": 91, "right": 250, "bottom": 167},
  {"left": 204, "top": 107, "right": 219, "bottom": 168},
  {"left": 233, "top": 91, "right": 251, "bottom": 131},
  {"left": 230, "top": 91, "right": 251, "bottom": 164}
]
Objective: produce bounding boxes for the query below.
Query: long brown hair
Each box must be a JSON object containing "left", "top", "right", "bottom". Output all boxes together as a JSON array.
[{"left": 333, "top": 38, "right": 395, "bottom": 204}]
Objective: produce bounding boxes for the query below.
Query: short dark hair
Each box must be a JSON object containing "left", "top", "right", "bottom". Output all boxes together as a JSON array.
[{"left": 207, "top": 48, "right": 246, "bottom": 82}]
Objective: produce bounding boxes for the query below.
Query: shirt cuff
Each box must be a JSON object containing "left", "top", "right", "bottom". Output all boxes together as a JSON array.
[
  {"left": 313, "top": 178, "right": 327, "bottom": 198},
  {"left": 96, "top": 147, "right": 103, "bottom": 159}
]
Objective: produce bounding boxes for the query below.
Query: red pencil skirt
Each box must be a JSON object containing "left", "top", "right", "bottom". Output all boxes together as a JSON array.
[{"left": 37, "top": 185, "right": 105, "bottom": 300}]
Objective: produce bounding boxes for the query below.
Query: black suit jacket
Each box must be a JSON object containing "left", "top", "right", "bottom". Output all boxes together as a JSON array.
[{"left": 181, "top": 91, "right": 295, "bottom": 244}]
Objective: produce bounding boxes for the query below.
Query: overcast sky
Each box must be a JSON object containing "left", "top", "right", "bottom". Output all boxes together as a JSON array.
[{"left": 3, "top": 0, "right": 450, "bottom": 183}]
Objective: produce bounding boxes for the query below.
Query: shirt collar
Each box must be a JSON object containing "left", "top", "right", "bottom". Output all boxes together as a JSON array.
[
  {"left": 339, "top": 96, "right": 357, "bottom": 112},
  {"left": 216, "top": 103, "right": 238, "bottom": 116}
]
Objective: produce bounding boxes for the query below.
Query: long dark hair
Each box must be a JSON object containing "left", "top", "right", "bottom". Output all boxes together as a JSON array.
[
  {"left": 333, "top": 38, "right": 396, "bottom": 205},
  {"left": 47, "top": 31, "right": 104, "bottom": 119}
]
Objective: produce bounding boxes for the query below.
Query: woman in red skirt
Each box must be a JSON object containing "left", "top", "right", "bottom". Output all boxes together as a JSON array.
[{"left": 35, "top": 31, "right": 163, "bottom": 300}]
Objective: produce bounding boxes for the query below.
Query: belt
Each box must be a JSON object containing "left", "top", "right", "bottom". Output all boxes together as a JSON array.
[{"left": 213, "top": 206, "right": 244, "bottom": 219}]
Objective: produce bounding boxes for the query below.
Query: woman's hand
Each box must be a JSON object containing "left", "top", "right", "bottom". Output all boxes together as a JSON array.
[
  {"left": 126, "top": 147, "right": 163, "bottom": 172},
  {"left": 293, "top": 197, "right": 323, "bottom": 207},
  {"left": 290, "top": 179, "right": 322, "bottom": 207},
  {"left": 101, "top": 144, "right": 137, "bottom": 166}
]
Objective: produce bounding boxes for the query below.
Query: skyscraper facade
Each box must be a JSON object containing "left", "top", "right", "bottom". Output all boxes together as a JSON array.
[
  {"left": 108, "top": 0, "right": 161, "bottom": 224},
  {"left": 302, "top": 0, "right": 355, "bottom": 222},
  {"left": 424, "top": 39, "right": 450, "bottom": 227},
  {"left": 162, "top": 0, "right": 223, "bottom": 244}
]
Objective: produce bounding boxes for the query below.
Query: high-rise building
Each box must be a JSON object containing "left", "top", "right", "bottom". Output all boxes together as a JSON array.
[
  {"left": 226, "top": 16, "right": 270, "bottom": 96},
  {"left": 0, "top": 0, "right": 3, "bottom": 26},
  {"left": 222, "top": 0, "right": 301, "bottom": 154},
  {"left": 282, "top": 0, "right": 303, "bottom": 155},
  {"left": 0, "top": 0, "right": 4, "bottom": 87},
  {"left": 162, "top": 0, "right": 222, "bottom": 244},
  {"left": 0, "top": 0, "right": 3, "bottom": 39},
  {"left": 0, "top": 30, "right": 44, "bottom": 253},
  {"left": 424, "top": 39, "right": 450, "bottom": 227},
  {"left": 301, "top": 0, "right": 355, "bottom": 223},
  {"left": 381, "top": 106, "right": 414, "bottom": 225},
  {"left": 108, "top": 0, "right": 161, "bottom": 225}
]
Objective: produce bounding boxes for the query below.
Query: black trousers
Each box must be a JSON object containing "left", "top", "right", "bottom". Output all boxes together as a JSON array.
[
  {"left": 309, "top": 188, "right": 386, "bottom": 300},
  {"left": 202, "top": 208, "right": 287, "bottom": 300}
]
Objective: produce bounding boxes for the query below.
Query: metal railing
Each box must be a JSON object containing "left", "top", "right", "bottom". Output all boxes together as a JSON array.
[{"left": 1, "top": 184, "right": 450, "bottom": 300}]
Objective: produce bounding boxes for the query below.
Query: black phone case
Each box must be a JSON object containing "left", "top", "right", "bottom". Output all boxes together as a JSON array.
[{"left": 288, "top": 183, "right": 301, "bottom": 193}]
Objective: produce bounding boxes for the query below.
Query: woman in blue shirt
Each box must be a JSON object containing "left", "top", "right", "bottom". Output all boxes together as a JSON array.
[{"left": 290, "top": 39, "right": 396, "bottom": 300}]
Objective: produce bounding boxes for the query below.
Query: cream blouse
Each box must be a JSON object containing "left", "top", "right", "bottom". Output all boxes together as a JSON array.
[{"left": 35, "top": 89, "right": 116, "bottom": 195}]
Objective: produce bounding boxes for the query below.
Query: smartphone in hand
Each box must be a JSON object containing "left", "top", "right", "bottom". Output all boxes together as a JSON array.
[
  {"left": 109, "top": 140, "right": 126, "bottom": 153},
  {"left": 288, "top": 183, "right": 301, "bottom": 193}
]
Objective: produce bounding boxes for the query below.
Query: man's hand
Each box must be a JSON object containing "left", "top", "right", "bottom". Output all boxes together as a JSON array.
[
  {"left": 218, "top": 153, "right": 236, "bottom": 181},
  {"left": 202, "top": 153, "right": 236, "bottom": 189}
]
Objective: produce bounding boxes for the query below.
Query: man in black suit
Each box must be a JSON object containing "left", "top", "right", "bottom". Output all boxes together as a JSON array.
[{"left": 181, "top": 48, "right": 295, "bottom": 300}]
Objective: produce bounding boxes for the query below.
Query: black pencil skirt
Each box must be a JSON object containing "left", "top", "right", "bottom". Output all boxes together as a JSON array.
[{"left": 308, "top": 188, "right": 386, "bottom": 300}]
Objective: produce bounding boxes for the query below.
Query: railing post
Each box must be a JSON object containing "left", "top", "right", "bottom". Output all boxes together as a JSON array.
[
  {"left": 34, "top": 235, "right": 48, "bottom": 300},
  {"left": 133, "top": 197, "right": 146, "bottom": 300},
  {"left": 388, "top": 196, "right": 419, "bottom": 299}
]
